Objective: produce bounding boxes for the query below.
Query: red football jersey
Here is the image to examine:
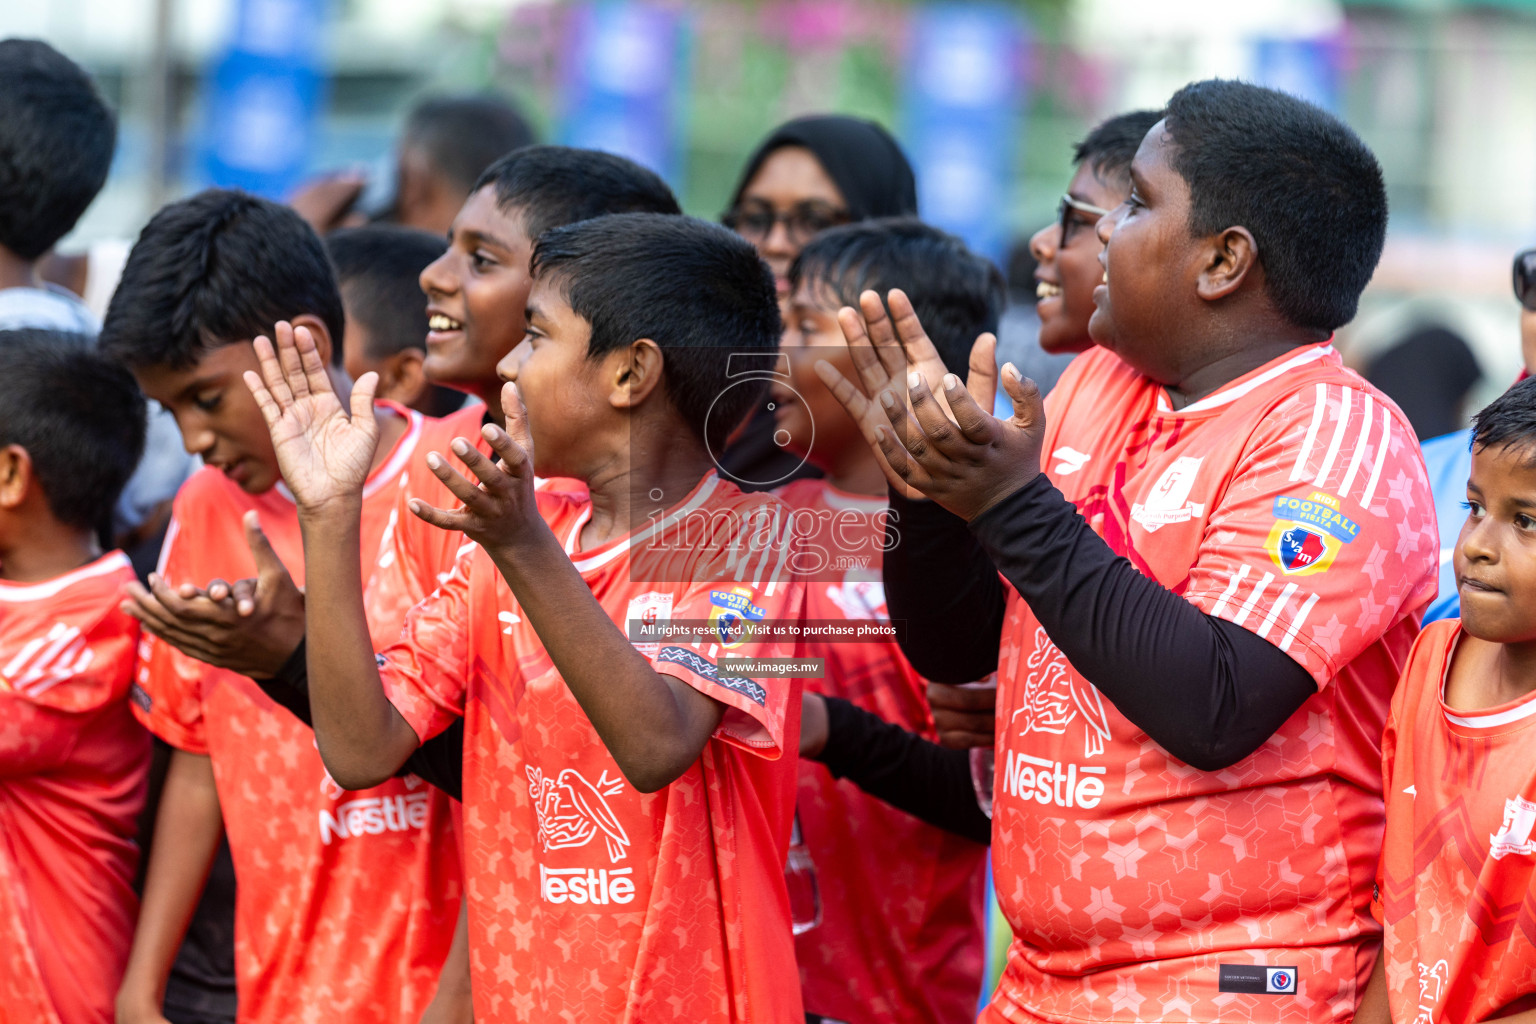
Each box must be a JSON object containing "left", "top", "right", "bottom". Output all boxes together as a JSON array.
[
  {"left": 775, "top": 478, "right": 987, "bottom": 1024},
  {"left": 985, "top": 344, "right": 1437, "bottom": 1023},
  {"left": 380, "top": 473, "right": 807, "bottom": 1023},
  {"left": 0, "top": 552, "right": 149, "bottom": 1024},
  {"left": 1375, "top": 620, "right": 1536, "bottom": 1023},
  {"left": 370, "top": 402, "right": 586, "bottom": 637},
  {"left": 132, "top": 405, "right": 462, "bottom": 1024}
]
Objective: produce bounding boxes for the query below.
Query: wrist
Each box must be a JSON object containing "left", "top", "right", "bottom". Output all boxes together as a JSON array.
[
  {"left": 297, "top": 496, "right": 363, "bottom": 531},
  {"left": 482, "top": 516, "right": 560, "bottom": 572}
]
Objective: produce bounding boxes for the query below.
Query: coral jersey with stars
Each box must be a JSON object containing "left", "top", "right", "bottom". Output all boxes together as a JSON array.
[
  {"left": 775, "top": 478, "right": 986, "bottom": 1024},
  {"left": 985, "top": 344, "right": 1437, "bottom": 1024},
  {"left": 380, "top": 472, "right": 807, "bottom": 1023},
  {"left": 132, "top": 404, "right": 462, "bottom": 1024},
  {"left": 369, "top": 402, "right": 586, "bottom": 635},
  {"left": 1374, "top": 619, "right": 1536, "bottom": 1024},
  {"left": 0, "top": 552, "right": 148, "bottom": 1024}
]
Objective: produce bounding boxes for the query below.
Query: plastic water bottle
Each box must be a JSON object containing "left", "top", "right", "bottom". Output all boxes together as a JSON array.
[
  {"left": 962, "top": 674, "right": 998, "bottom": 818},
  {"left": 785, "top": 812, "right": 822, "bottom": 934}
]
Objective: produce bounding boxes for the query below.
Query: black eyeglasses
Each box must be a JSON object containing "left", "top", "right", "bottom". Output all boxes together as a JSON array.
[
  {"left": 723, "top": 201, "right": 851, "bottom": 246},
  {"left": 1515, "top": 248, "right": 1536, "bottom": 311},
  {"left": 1058, "top": 193, "right": 1112, "bottom": 246}
]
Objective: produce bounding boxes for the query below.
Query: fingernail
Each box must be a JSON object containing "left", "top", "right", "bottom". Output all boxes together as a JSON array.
[
  {"left": 451, "top": 439, "right": 469, "bottom": 455},
  {"left": 944, "top": 373, "right": 959, "bottom": 390},
  {"left": 908, "top": 371, "right": 921, "bottom": 390},
  {"left": 427, "top": 453, "right": 441, "bottom": 469},
  {"left": 880, "top": 390, "right": 897, "bottom": 409}
]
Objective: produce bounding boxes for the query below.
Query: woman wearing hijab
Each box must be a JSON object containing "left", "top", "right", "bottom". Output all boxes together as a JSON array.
[{"left": 718, "top": 116, "right": 918, "bottom": 489}]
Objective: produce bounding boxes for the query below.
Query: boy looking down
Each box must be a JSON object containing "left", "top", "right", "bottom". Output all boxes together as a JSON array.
[
  {"left": 247, "top": 213, "right": 807, "bottom": 1022},
  {"left": 101, "top": 191, "right": 462, "bottom": 1024}
]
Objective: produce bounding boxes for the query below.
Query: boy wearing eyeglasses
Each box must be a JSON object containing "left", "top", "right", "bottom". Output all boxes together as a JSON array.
[{"left": 1417, "top": 245, "right": 1536, "bottom": 623}]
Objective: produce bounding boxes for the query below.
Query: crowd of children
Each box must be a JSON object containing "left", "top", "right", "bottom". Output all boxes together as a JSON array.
[{"left": 4, "top": 34, "right": 1536, "bottom": 1024}]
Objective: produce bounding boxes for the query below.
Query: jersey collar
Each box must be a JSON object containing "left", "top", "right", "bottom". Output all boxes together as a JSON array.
[{"left": 1155, "top": 342, "right": 1337, "bottom": 415}]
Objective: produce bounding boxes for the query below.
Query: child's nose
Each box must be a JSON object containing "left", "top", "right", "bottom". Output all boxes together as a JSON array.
[{"left": 1029, "top": 222, "right": 1057, "bottom": 264}]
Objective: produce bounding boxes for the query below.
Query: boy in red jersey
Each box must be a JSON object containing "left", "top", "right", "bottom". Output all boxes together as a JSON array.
[
  {"left": 100, "top": 192, "right": 462, "bottom": 1024},
  {"left": 821, "top": 79, "right": 1438, "bottom": 1022},
  {"left": 774, "top": 219, "right": 994, "bottom": 1023},
  {"left": 246, "top": 213, "right": 807, "bottom": 1023},
  {"left": 0, "top": 330, "right": 149, "bottom": 1024},
  {"left": 1359, "top": 377, "right": 1536, "bottom": 1024}
]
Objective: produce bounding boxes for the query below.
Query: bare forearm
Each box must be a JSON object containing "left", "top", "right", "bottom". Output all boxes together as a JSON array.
[
  {"left": 117, "top": 751, "right": 222, "bottom": 1016},
  {"left": 299, "top": 506, "right": 420, "bottom": 788},
  {"left": 490, "top": 534, "right": 720, "bottom": 792}
]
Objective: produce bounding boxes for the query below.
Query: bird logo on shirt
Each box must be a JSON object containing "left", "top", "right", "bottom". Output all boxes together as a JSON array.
[
  {"left": 1012, "top": 627, "right": 1112, "bottom": 758},
  {"left": 527, "top": 766, "right": 631, "bottom": 862}
]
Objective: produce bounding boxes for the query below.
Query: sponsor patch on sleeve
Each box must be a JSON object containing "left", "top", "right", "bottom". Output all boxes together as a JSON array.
[{"left": 1266, "top": 491, "right": 1358, "bottom": 576}]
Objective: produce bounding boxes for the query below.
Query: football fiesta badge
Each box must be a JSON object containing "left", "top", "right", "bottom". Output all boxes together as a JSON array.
[
  {"left": 1266, "top": 491, "right": 1359, "bottom": 576},
  {"left": 708, "top": 586, "right": 766, "bottom": 648}
]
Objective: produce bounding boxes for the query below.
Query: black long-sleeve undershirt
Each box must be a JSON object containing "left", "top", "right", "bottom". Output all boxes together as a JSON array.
[
  {"left": 812, "top": 696, "right": 991, "bottom": 844},
  {"left": 886, "top": 477, "right": 1317, "bottom": 771},
  {"left": 258, "top": 639, "right": 465, "bottom": 800}
]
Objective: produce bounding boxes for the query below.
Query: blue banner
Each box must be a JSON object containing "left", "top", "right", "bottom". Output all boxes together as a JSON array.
[
  {"left": 902, "top": 3, "right": 1028, "bottom": 266},
  {"left": 200, "top": 0, "right": 331, "bottom": 198},
  {"left": 559, "top": 1, "right": 688, "bottom": 187}
]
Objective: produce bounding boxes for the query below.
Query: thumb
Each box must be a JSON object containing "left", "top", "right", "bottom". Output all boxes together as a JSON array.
[
  {"left": 244, "top": 510, "right": 292, "bottom": 593},
  {"left": 966, "top": 333, "right": 999, "bottom": 414},
  {"left": 1001, "top": 363, "right": 1044, "bottom": 432},
  {"left": 351, "top": 370, "right": 380, "bottom": 424}
]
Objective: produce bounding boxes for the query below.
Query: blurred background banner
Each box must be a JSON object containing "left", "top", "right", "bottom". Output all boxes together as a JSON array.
[
  {"left": 559, "top": 1, "right": 687, "bottom": 185},
  {"left": 901, "top": 2, "right": 1027, "bottom": 265},
  {"left": 199, "top": 0, "right": 330, "bottom": 197}
]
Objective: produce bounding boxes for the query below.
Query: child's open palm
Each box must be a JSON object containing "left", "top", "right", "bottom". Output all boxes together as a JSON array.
[{"left": 244, "top": 321, "right": 379, "bottom": 514}]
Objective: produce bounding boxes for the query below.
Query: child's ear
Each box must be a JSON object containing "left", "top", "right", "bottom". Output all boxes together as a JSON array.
[
  {"left": 0, "top": 445, "right": 33, "bottom": 511},
  {"left": 1195, "top": 226, "right": 1258, "bottom": 303},
  {"left": 609, "top": 339, "right": 664, "bottom": 410},
  {"left": 379, "top": 348, "right": 429, "bottom": 409},
  {"left": 291, "top": 313, "right": 337, "bottom": 368}
]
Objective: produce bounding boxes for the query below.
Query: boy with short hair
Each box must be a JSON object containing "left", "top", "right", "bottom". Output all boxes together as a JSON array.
[
  {"left": 1362, "top": 376, "right": 1536, "bottom": 1024},
  {"left": 0, "top": 39, "right": 114, "bottom": 333},
  {"left": 775, "top": 218, "right": 996, "bottom": 1023},
  {"left": 100, "top": 190, "right": 463, "bottom": 1024},
  {"left": 823, "top": 79, "right": 1438, "bottom": 1021},
  {"left": 247, "top": 212, "right": 807, "bottom": 1022},
  {"left": 325, "top": 225, "right": 462, "bottom": 417},
  {"left": 0, "top": 329, "right": 148, "bottom": 1024}
]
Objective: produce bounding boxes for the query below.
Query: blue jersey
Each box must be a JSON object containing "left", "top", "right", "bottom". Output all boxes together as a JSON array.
[{"left": 1420, "top": 428, "right": 1472, "bottom": 623}]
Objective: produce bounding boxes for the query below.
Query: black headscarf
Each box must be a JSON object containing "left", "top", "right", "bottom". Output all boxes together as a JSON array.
[{"left": 728, "top": 115, "right": 918, "bottom": 220}]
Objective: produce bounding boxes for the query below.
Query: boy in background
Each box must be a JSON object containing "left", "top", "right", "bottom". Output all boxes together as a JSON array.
[
  {"left": 247, "top": 213, "right": 807, "bottom": 1022},
  {"left": 1362, "top": 377, "right": 1536, "bottom": 1024},
  {"left": 775, "top": 219, "right": 996, "bottom": 1023},
  {"left": 102, "top": 191, "right": 462, "bottom": 1024},
  {"left": 325, "top": 225, "right": 462, "bottom": 418},
  {"left": 0, "top": 329, "right": 148, "bottom": 1024}
]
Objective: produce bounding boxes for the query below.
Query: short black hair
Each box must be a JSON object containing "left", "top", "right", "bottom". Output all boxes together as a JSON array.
[
  {"left": 789, "top": 218, "right": 1006, "bottom": 377},
  {"left": 402, "top": 94, "right": 536, "bottom": 197},
  {"left": 530, "top": 213, "right": 780, "bottom": 451},
  {"left": 1472, "top": 376, "right": 1536, "bottom": 464},
  {"left": 1162, "top": 79, "right": 1387, "bottom": 334},
  {"left": 1073, "top": 109, "right": 1164, "bottom": 187},
  {"left": 0, "top": 329, "right": 145, "bottom": 531},
  {"left": 100, "top": 189, "right": 346, "bottom": 371},
  {"left": 474, "top": 146, "right": 681, "bottom": 242},
  {"left": 326, "top": 226, "right": 443, "bottom": 360},
  {"left": 0, "top": 39, "right": 116, "bottom": 261}
]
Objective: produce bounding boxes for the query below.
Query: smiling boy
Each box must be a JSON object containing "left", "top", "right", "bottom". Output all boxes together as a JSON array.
[
  {"left": 1361, "top": 377, "right": 1536, "bottom": 1024},
  {"left": 247, "top": 213, "right": 807, "bottom": 1022},
  {"left": 822, "top": 79, "right": 1438, "bottom": 1022}
]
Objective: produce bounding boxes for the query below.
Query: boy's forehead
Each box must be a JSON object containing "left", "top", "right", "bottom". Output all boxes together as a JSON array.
[
  {"left": 133, "top": 339, "right": 257, "bottom": 396},
  {"left": 456, "top": 187, "right": 532, "bottom": 247},
  {"left": 789, "top": 276, "right": 845, "bottom": 314}
]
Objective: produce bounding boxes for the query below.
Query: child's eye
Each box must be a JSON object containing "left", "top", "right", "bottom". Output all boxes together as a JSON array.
[
  {"left": 194, "top": 391, "right": 222, "bottom": 413},
  {"left": 1464, "top": 499, "right": 1485, "bottom": 518},
  {"left": 1125, "top": 192, "right": 1144, "bottom": 212},
  {"left": 471, "top": 251, "right": 496, "bottom": 270},
  {"left": 1517, "top": 513, "right": 1536, "bottom": 531}
]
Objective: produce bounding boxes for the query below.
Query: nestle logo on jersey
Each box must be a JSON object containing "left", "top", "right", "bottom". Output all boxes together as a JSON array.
[
  {"left": 539, "top": 864, "right": 635, "bottom": 905},
  {"left": 318, "top": 792, "right": 430, "bottom": 845},
  {"left": 1001, "top": 752, "right": 1105, "bottom": 809}
]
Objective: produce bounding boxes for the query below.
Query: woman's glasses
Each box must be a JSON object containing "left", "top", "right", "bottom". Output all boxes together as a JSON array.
[
  {"left": 1058, "top": 193, "right": 1112, "bottom": 246},
  {"left": 723, "top": 201, "right": 851, "bottom": 246},
  {"left": 1515, "top": 248, "right": 1536, "bottom": 312}
]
